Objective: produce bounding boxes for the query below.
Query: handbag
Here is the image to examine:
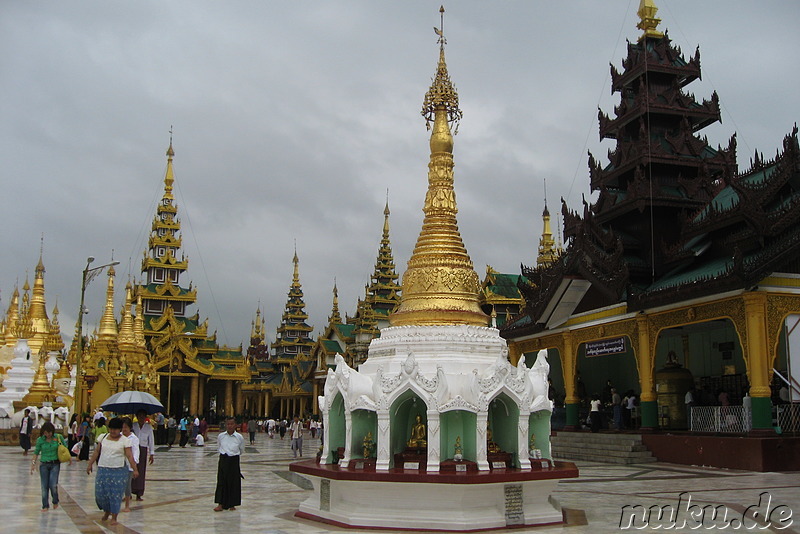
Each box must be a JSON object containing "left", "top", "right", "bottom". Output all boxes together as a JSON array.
[{"left": 57, "top": 435, "right": 71, "bottom": 463}]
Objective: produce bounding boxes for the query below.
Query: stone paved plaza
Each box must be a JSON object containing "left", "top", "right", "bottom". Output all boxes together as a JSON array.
[{"left": 2, "top": 431, "right": 799, "bottom": 533}]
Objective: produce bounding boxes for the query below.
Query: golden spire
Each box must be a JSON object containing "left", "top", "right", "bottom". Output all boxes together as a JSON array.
[
  {"left": 251, "top": 305, "right": 264, "bottom": 339},
  {"left": 46, "top": 301, "right": 64, "bottom": 353},
  {"left": 383, "top": 198, "right": 391, "bottom": 240},
  {"left": 118, "top": 281, "right": 136, "bottom": 348},
  {"left": 637, "top": 0, "right": 664, "bottom": 41},
  {"left": 29, "top": 242, "right": 51, "bottom": 354},
  {"left": 15, "top": 281, "right": 35, "bottom": 340},
  {"left": 164, "top": 128, "right": 175, "bottom": 198},
  {"left": 390, "top": 7, "right": 487, "bottom": 327},
  {"left": 329, "top": 282, "right": 342, "bottom": 324},
  {"left": 98, "top": 265, "right": 118, "bottom": 339},
  {"left": 23, "top": 347, "right": 54, "bottom": 405},
  {"left": 134, "top": 291, "right": 147, "bottom": 350},
  {"left": 4, "top": 286, "right": 19, "bottom": 347},
  {"left": 537, "top": 180, "right": 560, "bottom": 267}
]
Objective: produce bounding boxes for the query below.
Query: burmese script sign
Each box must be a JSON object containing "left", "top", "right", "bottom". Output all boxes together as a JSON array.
[
  {"left": 586, "top": 337, "right": 626, "bottom": 357},
  {"left": 504, "top": 484, "right": 524, "bottom": 526}
]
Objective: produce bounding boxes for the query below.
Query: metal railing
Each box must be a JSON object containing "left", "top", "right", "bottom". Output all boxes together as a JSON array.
[
  {"left": 777, "top": 404, "right": 800, "bottom": 435},
  {"left": 689, "top": 406, "right": 751, "bottom": 433}
]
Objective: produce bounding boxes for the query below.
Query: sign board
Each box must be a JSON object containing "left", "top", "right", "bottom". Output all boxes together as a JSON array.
[
  {"left": 403, "top": 462, "right": 420, "bottom": 470},
  {"left": 354, "top": 462, "right": 364, "bottom": 470},
  {"left": 585, "top": 337, "right": 626, "bottom": 357},
  {"left": 504, "top": 484, "right": 524, "bottom": 526},
  {"left": 491, "top": 461, "right": 507, "bottom": 469},
  {"left": 455, "top": 463, "right": 467, "bottom": 472}
]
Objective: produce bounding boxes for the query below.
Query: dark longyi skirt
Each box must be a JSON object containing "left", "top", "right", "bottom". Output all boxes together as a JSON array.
[
  {"left": 214, "top": 454, "right": 242, "bottom": 509},
  {"left": 131, "top": 445, "right": 147, "bottom": 496}
]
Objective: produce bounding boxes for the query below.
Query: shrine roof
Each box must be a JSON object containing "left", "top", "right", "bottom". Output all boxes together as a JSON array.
[
  {"left": 321, "top": 339, "right": 342, "bottom": 352},
  {"left": 646, "top": 256, "right": 732, "bottom": 292},
  {"left": 336, "top": 324, "right": 356, "bottom": 338},
  {"left": 484, "top": 273, "right": 522, "bottom": 299}
]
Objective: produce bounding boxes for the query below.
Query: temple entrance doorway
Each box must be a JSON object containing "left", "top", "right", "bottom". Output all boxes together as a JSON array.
[{"left": 576, "top": 336, "right": 638, "bottom": 420}]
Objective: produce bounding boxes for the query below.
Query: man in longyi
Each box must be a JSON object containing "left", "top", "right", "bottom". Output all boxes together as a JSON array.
[{"left": 214, "top": 417, "right": 245, "bottom": 511}]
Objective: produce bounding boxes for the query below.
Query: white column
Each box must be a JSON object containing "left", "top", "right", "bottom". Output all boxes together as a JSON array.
[
  {"left": 341, "top": 410, "right": 353, "bottom": 465},
  {"left": 426, "top": 410, "right": 440, "bottom": 473},
  {"left": 322, "top": 409, "right": 334, "bottom": 464},
  {"left": 517, "top": 412, "right": 531, "bottom": 470},
  {"left": 376, "top": 411, "right": 391, "bottom": 470},
  {"left": 476, "top": 410, "right": 489, "bottom": 471}
]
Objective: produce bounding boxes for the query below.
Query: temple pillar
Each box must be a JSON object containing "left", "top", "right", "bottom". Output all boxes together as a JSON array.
[
  {"left": 561, "top": 332, "right": 579, "bottom": 429},
  {"left": 636, "top": 315, "right": 658, "bottom": 430},
  {"left": 224, "top": 380, "right": 233, "bottom": 417},
  {"left": 476, "top": 411, "right": 489, "bottom": 471},
  {"left": 376, "top": 412, "right": 391, "bottom": 470},
  {"left": 743, "top": 293, "right": 774, "bottom": 433},
  {"left": 341, "top": 410, "right": 353, "bottom": 465},
  {"left": 312, "top": 382, "right": 320, "bottom": 415},
  {"left": 235, "top": 383, "right": 244, "bottom": 415},
  {"left": 197, "top": 376, "right": 205, "bottom": 415},
  {"left": 189, "top": 375, "right": 199, "bottom": 416},
  {"left": 300, "top": 397, "right": 307, "bottom": 418},
  {"left": 517, "top": 412, "right": 531, "bottom": 470},
  {"left": 508, "top": 342, "right": 522, "bottom": 366},
  {"left": 426, "top": 410, "right": 440, "bottom": 473}
]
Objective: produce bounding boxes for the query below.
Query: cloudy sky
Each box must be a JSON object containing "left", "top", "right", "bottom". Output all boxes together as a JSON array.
[{"left": 2, "top": 1, "right": 799, "bottom": 351}]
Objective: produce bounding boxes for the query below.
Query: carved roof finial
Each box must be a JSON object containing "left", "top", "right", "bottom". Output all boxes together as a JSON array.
[{"left": 637, "top": 0, "right": 664, "bottom": 41}]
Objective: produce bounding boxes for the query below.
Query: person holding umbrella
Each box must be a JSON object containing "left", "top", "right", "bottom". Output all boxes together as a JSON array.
[{"left": 86, "top": 417, "right": 138, "bottom": 526}]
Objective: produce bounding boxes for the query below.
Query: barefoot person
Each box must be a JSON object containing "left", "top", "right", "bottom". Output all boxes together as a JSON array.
[
  {"left": 132, "top": 409, "right": 155, "bottom": 501},
  {"left": 30, "top": 422, "right": 67, "bottom": 511},
  {"left": 120, "top": 418, "right": 140, "bottom": 513},
  {"left": 214, "top": 416, "right": 245, "bottom": 512},
  {"left": 87, "top": 417, "right": 139, "bottom": 526},
  {"left": 19, "top": 408, "right": 34, "bottom": 456}
]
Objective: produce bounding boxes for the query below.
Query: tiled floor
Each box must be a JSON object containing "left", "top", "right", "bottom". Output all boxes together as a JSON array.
[{"left": 2, "top": 433, "right": 798, "bottom": 533}]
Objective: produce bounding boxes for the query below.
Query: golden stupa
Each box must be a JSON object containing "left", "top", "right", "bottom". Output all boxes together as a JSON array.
[{"left": 390, "top": 10, "right": 488, "bottom": 328}]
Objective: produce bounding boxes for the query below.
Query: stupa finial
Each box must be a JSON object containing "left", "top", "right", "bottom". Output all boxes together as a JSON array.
[
  {"left": 390, "top": 7, "right": 487, "bottom": 328},
  {"left": 636, "top": 0, "right": 664, "bottom": 41}
]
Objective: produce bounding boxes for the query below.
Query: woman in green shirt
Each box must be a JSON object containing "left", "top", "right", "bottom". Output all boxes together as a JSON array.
[{"left": 30, "top": 422, "right": 67, "bottom": 511}]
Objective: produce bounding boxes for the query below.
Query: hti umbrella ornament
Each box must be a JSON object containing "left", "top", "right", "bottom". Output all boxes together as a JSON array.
[{"left": 100, "top": 390, "right": 164, "bottom": 415}]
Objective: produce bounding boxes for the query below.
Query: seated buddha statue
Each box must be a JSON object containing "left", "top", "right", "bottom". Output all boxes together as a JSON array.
[
  {"left": 407, "top": 415, "right": 427, "bottom": 448},
  {"left": 486, "top": 423, "right": 501, "bottom": 454}
]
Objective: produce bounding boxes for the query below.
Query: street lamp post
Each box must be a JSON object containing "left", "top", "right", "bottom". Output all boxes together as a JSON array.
[{"left": 73, "top": 256, "right": 120, "bottom": 416}]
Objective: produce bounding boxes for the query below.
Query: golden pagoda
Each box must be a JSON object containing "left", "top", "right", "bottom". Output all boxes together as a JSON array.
[
  {"left": 134, "top": 139, "right": 247, "bottom": 418},
  {"left": 27, "top": 249, "right": 52, "bottom": 358},
  {"left": 389, "top": 20, "right": 488, "bottom": 328}
]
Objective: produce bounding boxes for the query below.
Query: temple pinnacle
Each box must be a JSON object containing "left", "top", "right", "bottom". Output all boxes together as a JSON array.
[{"left": 390, "top": 9, "right": 488, "bottom": 328}]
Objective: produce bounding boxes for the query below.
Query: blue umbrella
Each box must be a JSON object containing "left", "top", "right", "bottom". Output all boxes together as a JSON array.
[{"left": 100, "top": 391, "right": 164, "bottom": 415}]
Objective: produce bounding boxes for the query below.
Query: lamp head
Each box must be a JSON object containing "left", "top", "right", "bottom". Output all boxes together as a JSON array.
[{"left": 87, "top": 256, "right": 95, "bottom": 264}]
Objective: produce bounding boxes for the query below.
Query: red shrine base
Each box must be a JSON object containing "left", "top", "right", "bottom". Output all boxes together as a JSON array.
[{"left": 290, "top": 459, "right": 579, "bottom": 531}]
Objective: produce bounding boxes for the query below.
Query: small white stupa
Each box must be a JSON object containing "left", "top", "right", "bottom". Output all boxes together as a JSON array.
[
  {"left": 293, "top": 9, "right": 576, "bottom": 531},
  {"left": 0, "top": 291, "right": 37, "bottom": 418}
]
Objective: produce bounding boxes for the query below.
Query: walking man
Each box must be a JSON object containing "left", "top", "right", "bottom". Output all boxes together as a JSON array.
[
  {"left": 214, "top": 417, "right": 245, "bottom": 512},
  {"left": 247, "top": 418, "right": 257, "bottom": 445},
  {"left": 19, "top": 408, "right": 34, "bottom": 455},
  {"left": 289, "top": 415, "right": 303, "bottom": 458}
]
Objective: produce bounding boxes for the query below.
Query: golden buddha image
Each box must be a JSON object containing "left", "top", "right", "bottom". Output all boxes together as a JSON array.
[{"left": 407, "top": 415, "right": 427, "bottom": 448}]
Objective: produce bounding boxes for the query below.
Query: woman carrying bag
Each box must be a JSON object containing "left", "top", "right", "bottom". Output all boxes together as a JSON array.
[{"left": 30, "top": 422, "right": 70, "bottom": 511}]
